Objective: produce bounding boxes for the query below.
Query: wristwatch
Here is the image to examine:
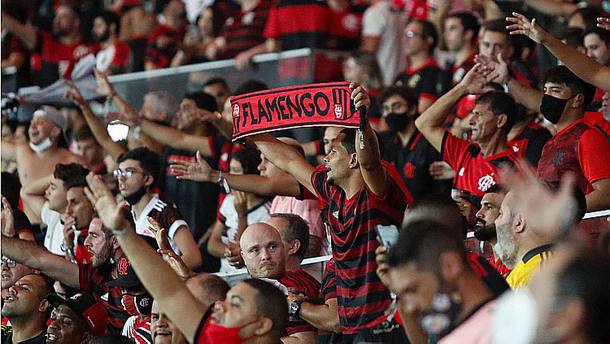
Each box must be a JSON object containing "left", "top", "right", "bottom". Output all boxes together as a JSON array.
[{"left": 289, "top": 299, "right": 303, "bottom": 318}]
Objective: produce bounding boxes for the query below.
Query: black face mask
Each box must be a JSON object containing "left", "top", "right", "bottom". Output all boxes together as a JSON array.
[
  {"left": 539, "top": 94, "right": 571, "bottom": 124},
  {"left": 385, "top": 112, "right": 410, "bottom": 132},
  {"left": 473, "top": 221, "right": 496, "bottom": 241},
  {"left": 124, "top": 185, "right": 148, "bottom": 205}
]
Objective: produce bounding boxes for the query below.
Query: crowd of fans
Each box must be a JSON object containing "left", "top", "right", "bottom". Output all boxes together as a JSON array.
[{"left": 2, "top": 0, "right": 610, "bottom": 343}]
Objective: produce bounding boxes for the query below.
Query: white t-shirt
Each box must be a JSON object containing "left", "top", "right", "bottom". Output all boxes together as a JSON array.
[
  {"left": 41, "top": 202, "right": 66, "bottom": 256},
  {"left": 218, "top": 194, "right": 271, "bottom": 273},
  {"left": 362, "top": 0, "right": 406, "bottom": 86},
  {"left": 132, "top": 196, "right": 188, "bottom": 255}
]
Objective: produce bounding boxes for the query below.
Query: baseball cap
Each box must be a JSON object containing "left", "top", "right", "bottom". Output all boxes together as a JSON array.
[
  {"left": 47, "top": 292, "right": 108, "bottom": 334},
  {"left": 33, "top": 105, "right": 67, "bottom": 133}
]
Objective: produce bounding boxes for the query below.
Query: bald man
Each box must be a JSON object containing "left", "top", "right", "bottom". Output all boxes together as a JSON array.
[{"left": 240, "top": 223, "right": 320, "bottom": 343}]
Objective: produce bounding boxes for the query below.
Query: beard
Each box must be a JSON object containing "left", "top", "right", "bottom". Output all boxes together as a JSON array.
[
  {"left": 93, "top": 29, "right": 110, "bottom": 43},
  {"left": 494, "top": 228, "right": 518, "bottom": 269},
  {"left": 473, "top": 221, "right": 497, "bottom": 241}
]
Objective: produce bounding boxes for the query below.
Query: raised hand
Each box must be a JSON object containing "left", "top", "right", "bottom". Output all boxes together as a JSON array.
[
  {"left": 474, "top": 53, "right": 510, "bottom": 84},
  {"left": 375, "top": 245, "right": 392, "bottom": 289},
  {"left": 349, "top": 83, "right": 371, "bottom": 110},
  {"left": 597, "top": 17, "right": 610, "bottom": 31},
  {"left": 458, "top": 63, "right": 496, "bottom": 94},
  {"left": 84, "top": 173, "right": 132, "bottom": 232},
  {"left": 506, "top": 12, "right": 547, "bottom": 44},
  {"left": 225, "top": 241, "right": 244, "bottom": 268},
  {"left": 499, "top": 160, "right": 577, "bottom": 238},
  {"left": 64, "top": 79, "right": 87, "bottom": 106},
  {"left": 1, "top": 196, "right": 15, "bottom": 237},
  {"left": 170, "top": 151, "right": 217, "bottom": 182},
  {"left": 94, "top": 69, "right": 115, "bottom": 97},
  {"left": 61, "top": 214, "right": 76, "bottom": 246},
  {"left": 428, "top": 161, "right": 455, "bottom": 181},
  {"left": 147, "top": 216, "right": 172, "bottom": 251}
]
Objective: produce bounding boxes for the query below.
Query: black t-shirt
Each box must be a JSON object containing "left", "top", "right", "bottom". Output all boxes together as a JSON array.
[
  {"left": 394, "top": 59, "right": 441, "bottom": 103},
  {"left": 380, "top": 130, "right": 451, "bottom": 200},
  {"left": 159, "top": 145, "right": 223, "bottom": 241}
]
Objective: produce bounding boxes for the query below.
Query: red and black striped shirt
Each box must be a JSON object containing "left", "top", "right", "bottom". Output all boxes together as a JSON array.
[
  {"left": 280, "top": 269, "right": 321, "bottom": 335},
  {"left": 219, "top": 0, "right": 273, "bottom": 59},
  {"left": 78, "top": 249, "right": 131, "bottom": 333},
  {"left": 311, "top": 161, "right": 410, "bottom": 334}
]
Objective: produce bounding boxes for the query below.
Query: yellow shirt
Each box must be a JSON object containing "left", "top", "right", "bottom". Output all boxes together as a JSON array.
[{"left": 507, "top": 244, "right": 553, "bottom": 289}]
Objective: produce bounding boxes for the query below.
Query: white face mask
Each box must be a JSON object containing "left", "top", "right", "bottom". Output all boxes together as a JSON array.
[
  {"left": 29, "top": 137, "right": 53, "bottom": 153},
  {"left": 492, "top": 289, "right": 538, "bottom": 344}
]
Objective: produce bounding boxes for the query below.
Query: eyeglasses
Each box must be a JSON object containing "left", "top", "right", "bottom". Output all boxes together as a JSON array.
[
  {"left": 2, "top": 256, "right": 16, "bottom": 268},
  {"left": 113, "top": 168, "right": 145, "bottom": 180},
  {"left": 405, "top": 30, "right": 424, "bottom": 38}
]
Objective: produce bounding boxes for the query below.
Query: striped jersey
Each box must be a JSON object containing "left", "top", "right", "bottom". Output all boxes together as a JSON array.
[
  {"left": 311, "top": 161, "right": 410, "bottom": 334},
  {"left": 280, "top": 269, "right": 321, "bottom": 335}
]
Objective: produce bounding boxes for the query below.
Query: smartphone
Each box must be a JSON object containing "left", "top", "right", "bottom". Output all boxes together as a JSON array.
[{"left": 375, "top": 224, "right": 399, "bottom": 248}]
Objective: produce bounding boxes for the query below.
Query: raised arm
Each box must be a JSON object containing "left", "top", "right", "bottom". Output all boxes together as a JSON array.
[
  {"left": 415, "top": 65, "right": 488, "bottom": 152},
  {"left": 507, "top": 12, "right": 610, "bottom": 91},
  {"left": 1, "top": 236, "right": 80, "bottom": 287},
  {"left": 84, "top": 173, "right": 206, "bottom": 340},
  {"left": 351, "top": 84, "right": 387, "bottom": 197},
  {"left": 66, "top": 80, "right": 126, "bottom": 160},
  {"left": 138, "top": 119, "right": 215, "bottom": 156},
  {"left": 250, "top": 135, "right": 316, "bottom": 195},
  {"left": 20, "top": 175, "right": 52, "bottom": 223},
  {"left": 1, "top": 12, "right": 38, "bottom": 50},
  {"left": 170, "top": 151, "right": 302, "bottom": 197}
]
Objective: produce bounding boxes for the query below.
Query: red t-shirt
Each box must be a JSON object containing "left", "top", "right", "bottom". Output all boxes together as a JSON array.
[
  {"left": 537, "top": 119, "right": 610, "bottom": 195},
  {"left": 441, "top": 132, "right": 518, "bottom": 203},
  {"left": 280, "top": 269, "right": 321, "bottom": 335}
]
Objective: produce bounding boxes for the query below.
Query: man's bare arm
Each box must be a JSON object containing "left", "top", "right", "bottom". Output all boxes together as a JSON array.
[
  {"left": 251, "top": 134, "right": 316, "bottom": 195},
  {"left": 139, "top": 119, "right": 214, "bottom": 156},
  {"left": 507, "top": 12, "right": 610, "bottom": 91},
  {"left": 66, "top": 81, "right": 127, "bottom": 160},
  {"left": 299, "top": 299, "right": 341, "bottom": 333},
  {"left": 20, "top": 175, "right": 52, "bottom": 222},
  {"left": 1, "top": 12, "right": 37, "bottom": 50},
  {"left": 1, "top": 236, "right": 80, "bottom": 287}
]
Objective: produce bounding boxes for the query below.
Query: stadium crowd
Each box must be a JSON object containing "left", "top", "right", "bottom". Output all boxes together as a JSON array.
[{"left": 2, "top": 0, "right": 610, "bottom": 343}]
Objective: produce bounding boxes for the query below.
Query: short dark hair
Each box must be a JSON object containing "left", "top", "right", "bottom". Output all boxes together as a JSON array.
[
  {"left": 543, "top": 65, "right": 596, "bottom": 109},
  {"left": 379, "top": 86, "right": 418, "bottom": 109},
  {"left": 337, "top": 128, "right": 357, "bottom": 155},
  {"left": 555, "top": 248, "right": 610, "bottom": 344},
  {"left": 446, "top": 11, "right": 480, "bottom": 44},
  {"left": 231, "top": 146, "right": 261, "bottom": 175},
  {"left": 184, "top": 91, "right": 218, "bottom": 112},
  {"left": 482, "top": 18, "right": 510, "bottom": 37},
  {"left": 583, "top": 27, "right": 610, "bottom": 49},
  {"left": 117, "top": 147, "right": 161, "bottom": 182},
  {"left": 388, "top": 220, "right": 467, "bottom": 273},
  {"left": 96, "top": 11, "right": 121, "bottom": 34},
  {"left": 475, "top": 91, "right": 518, "bottom": 132},
  {"left": 485, "top": 184, "right": 507, "bottom": 195},
  {"left": 270, "top": 213, "right": 310, "bottom": 260},
  {"left": 203, "top": 77, "right": 229, "bottom": 90},
  {"left": 410, "top": 19, "right": 438, "bottom": 52},
  {"left": 63, "top": 173, "right": 89, "bottom": 191},
  {"left": 188, "top": 273, "right": 230, "bottom": 305},
  {"left": 241, "top": 279, "right": 288, "bottom": 334},
  {"left": 54, "top": 163, "right": 90, "bottom": 186}
]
